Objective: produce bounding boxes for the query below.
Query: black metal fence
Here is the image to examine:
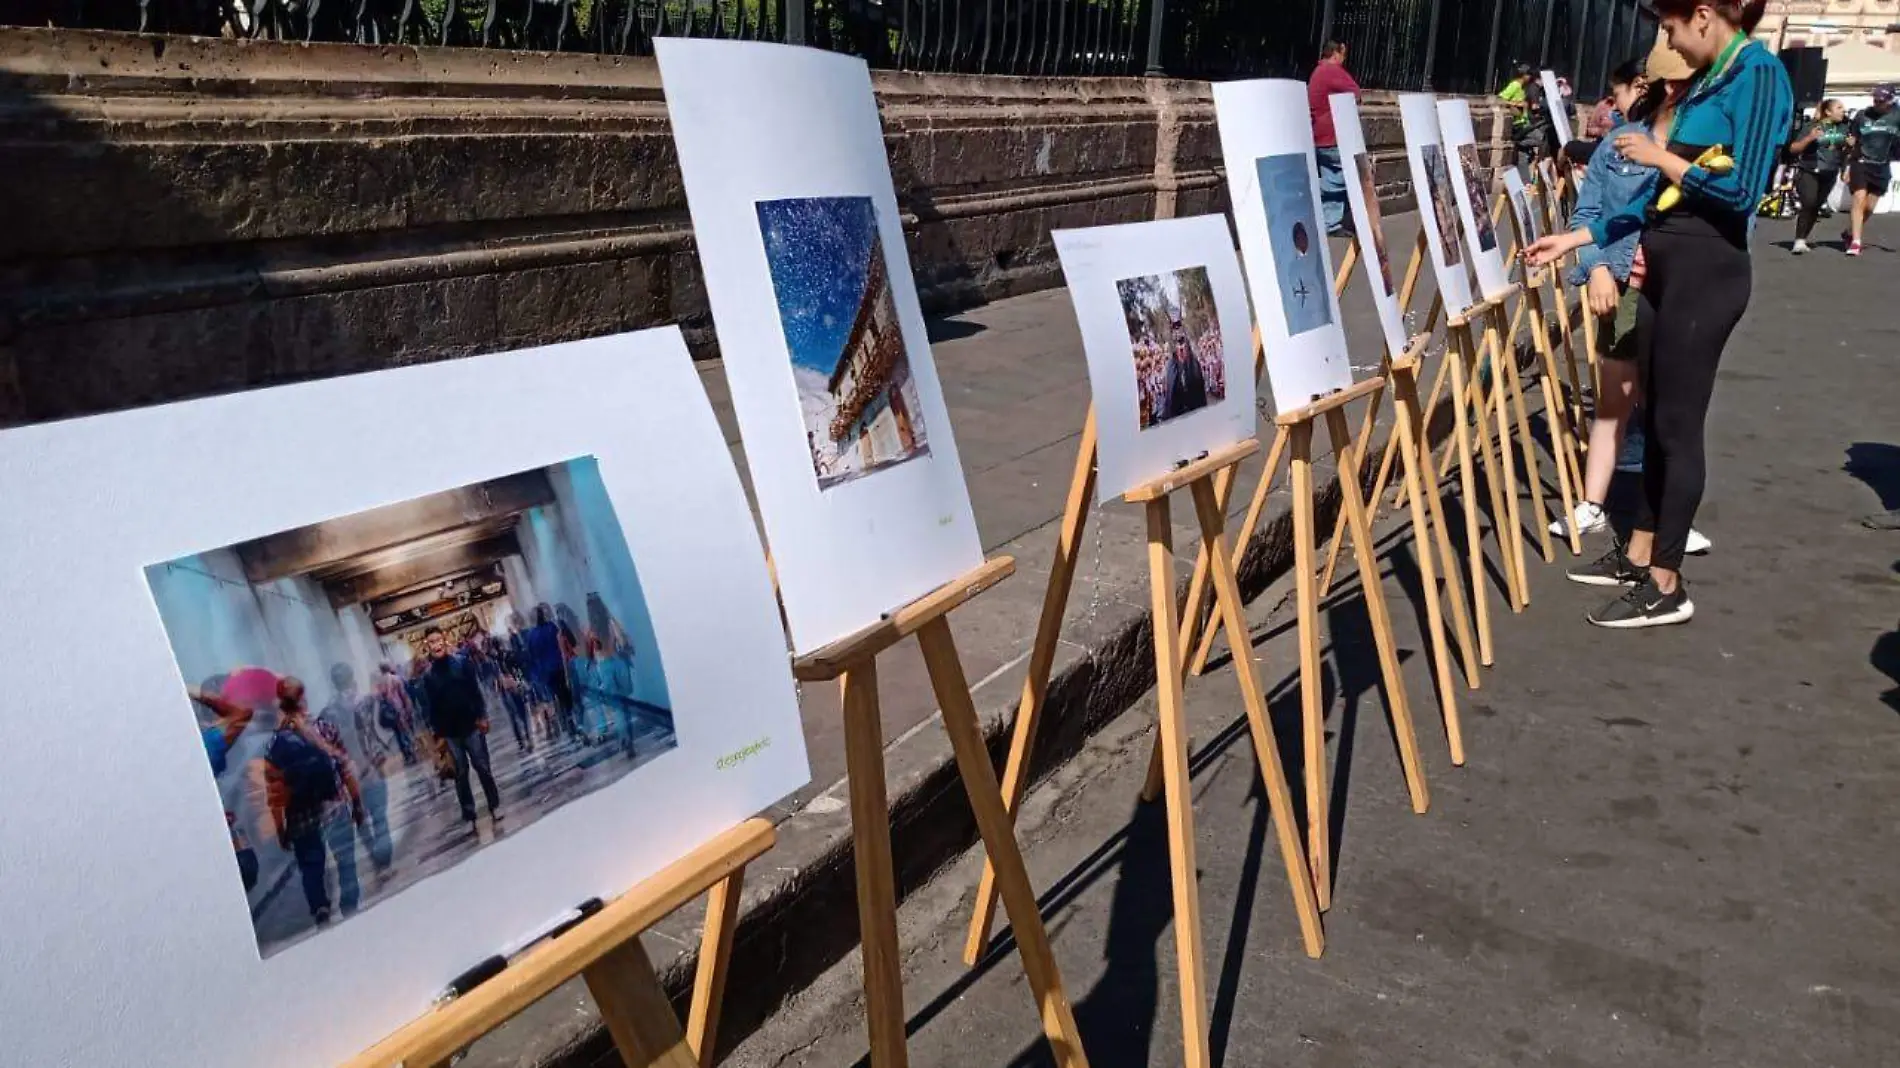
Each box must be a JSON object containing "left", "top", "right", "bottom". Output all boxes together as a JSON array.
[{"left": 8, "top": 0, "right": 1651, "bottom": 97}]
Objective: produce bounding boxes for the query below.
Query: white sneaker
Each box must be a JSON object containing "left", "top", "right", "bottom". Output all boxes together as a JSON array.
[
  {"left": 1685, "top": 527, "right": 1712, "bottom": 555},
  {"left": 1792, "top": 239, "right": 1809, "bottom": 254},
  {"left": 1550, "top": 501, "right": 1609, "bottom": 538}
]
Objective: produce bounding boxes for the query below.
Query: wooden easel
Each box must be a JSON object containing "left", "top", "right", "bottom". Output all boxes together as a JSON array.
[
  {"left": 345, "top": 818, "right": 772, "bottom": 1068},
  {"left": 1107, "top": 437, "right": 1327, "bottom": 1067},
  {"left": 1501, "top": 196, "right": 1588, "bottom": 557},
  {"left": 1270, "top": 378, "right": 1433, "bottom": 908},
  {"left": 791, "top": 558, "right": 1091, "bottom": 1068},
  {"left": 1185, "top": 228, "right": 1439, "bottom": 679},
  {"left": 1153, "top": 380, "right": 1437, "bottom": 912},
  {"left": 959, "top": 246, "right": 1359, "bottom": 963},
  {"left": 1304, "top": 189, "right": 1515, "bottom": 606}
]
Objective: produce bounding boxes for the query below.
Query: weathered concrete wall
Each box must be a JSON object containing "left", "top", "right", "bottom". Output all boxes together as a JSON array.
[{"left": 0, "top": 28, "right": 1514, "bottom": 427}]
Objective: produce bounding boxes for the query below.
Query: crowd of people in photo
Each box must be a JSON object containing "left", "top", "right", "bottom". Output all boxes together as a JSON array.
[
  {"left": 1132, "top": 314, "right": 1226, "bottom": 428},
  {"left": 190, "top": 597, "right": 665, "bottom": 935}
]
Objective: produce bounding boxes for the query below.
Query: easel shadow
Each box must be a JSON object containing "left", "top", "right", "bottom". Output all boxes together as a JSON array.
[{"left": 903, "top": 694, "right": 1296, "bottom": 1068}]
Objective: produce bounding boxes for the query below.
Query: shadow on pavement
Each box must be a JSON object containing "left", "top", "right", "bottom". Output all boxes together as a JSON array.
[{"left": 1845, "top": 442, "right": 1900, "bottom": 511}]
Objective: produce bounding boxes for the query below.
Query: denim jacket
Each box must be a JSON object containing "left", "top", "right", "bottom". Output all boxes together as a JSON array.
[{"left": 1567, "top": 119, "right": 1656, "bottom": 286}]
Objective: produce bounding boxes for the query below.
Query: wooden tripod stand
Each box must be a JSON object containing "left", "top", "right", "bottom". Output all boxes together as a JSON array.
[
  {"left": 958, "top": 249, "right": 1360, "bottom": 963},
  {"left": 790, "top": 558, "right": 1091, "bottom": 1068},
  {"left": 345, "top": 819, "right": 772, "bottom": 1068}
]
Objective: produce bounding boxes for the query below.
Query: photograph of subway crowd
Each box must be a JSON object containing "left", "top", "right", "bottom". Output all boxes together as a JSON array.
[{"left": 145, "top": 456, "right": 677, "bottom": 958}]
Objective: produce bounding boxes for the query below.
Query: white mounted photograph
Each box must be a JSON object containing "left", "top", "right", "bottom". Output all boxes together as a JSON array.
[
  {"left": 1502, "top": 167, "right": 1542, "bottom": 250},
  {"left": 0, "top": 329, "right": 810, "bottom": 1068},
  {"left": 1213, "top": 77, "right": 1354, "bottom": 414},
  {"left": 1437, "top": 97, "right": 1512, "bottom": 301},
  {"left": 1541, "top": 69, "right": 1575, "bottom": 145},
  {"left": 1053, "top": 214, "right": 1258, "bottom": 502},
  {"left": 1328, "top": 93, "right": 1411, "bottom": 357},
  {"left": 1398, "top": 93, "right": 1475, "bottom": 313},
  {"left": 657, "top": 38, "right": 984, "bottom": 655}
]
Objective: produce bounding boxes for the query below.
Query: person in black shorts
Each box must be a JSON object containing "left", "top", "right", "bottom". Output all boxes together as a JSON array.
[{"left": 1845, "top": 84, "right": 1897, "bottom": 256}]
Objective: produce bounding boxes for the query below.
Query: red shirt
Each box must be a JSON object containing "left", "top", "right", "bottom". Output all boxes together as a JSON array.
[{"left": 1308, "top": 60, "right": 1362, "bottom": 148}]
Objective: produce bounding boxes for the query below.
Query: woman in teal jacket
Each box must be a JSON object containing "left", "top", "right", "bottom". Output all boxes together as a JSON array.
[{"left": 1527, "top": 1, "right": 1792, "bottom": 630}]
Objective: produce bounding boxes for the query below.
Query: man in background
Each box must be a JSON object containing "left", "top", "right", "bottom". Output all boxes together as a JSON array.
[
  {"left": 1500, "top": 65, "right": 1554, "bottom": 181},
  {"left": 1845, "top": 84, "right": 1897, "bottom": 256},
  {"left": 1307, "top": 40, "right": 1361, "bottom": 235},
  {"left": 422, "top": 626, "right": 504, "bottom": 828},
  {"left": 1159, "top": 318, "right": 1208, "bottom": 420}
]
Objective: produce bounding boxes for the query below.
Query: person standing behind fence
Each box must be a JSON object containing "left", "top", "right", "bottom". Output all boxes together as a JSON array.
[
  {"left": 1308, "top": 40, "right": 1362, "bottom": 236},
  {"left": 1787, "top": 99, "right": 1849, "bottom": 253}
]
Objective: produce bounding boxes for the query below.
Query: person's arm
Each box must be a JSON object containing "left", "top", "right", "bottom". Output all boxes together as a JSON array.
[
  {"left": 1675, "top": 63, "right": 1795, "bottom": 215},
  {"left": 252, "top": 756, "right": 288, "bottom": 847},
  {"left": 1788, "top": 121, "right": 1821, "bottom": 154},
  {"left": 1566, "top": 148, "right": 1612, "bottom": 274},
  {"left": 191, "top": 688, "right": 257, "bottom": 746}
]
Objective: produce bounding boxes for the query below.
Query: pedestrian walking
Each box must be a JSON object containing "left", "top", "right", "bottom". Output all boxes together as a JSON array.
[
  {"left": 1526, "top": 8, "right": 1793, "bottom": 629},
  {"left": 373, "top": 662, "right": 419, "bottom": 766},
  {"left": 1788, "top": 99, "right": 1849, "bottom": 252},
  {"left": 1307, "top": 39, "right": 1361, "bottom": 235},
  {"left": 420, "top": 626, "right": 504, "bottom": 827},
  {"left": 255, "top": 676, "right": 365, "bottom": 926},
  {"left": 1844, "top": 84, "right": 1898, "bottom": 256},
  {"left": 325, "top": 663, "right": 394, "bottom": 873}
]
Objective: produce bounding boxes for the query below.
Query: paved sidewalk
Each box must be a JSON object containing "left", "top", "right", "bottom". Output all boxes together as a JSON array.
[{"left": 713, "top": 215, "right": 1900, "bottom": 1066}]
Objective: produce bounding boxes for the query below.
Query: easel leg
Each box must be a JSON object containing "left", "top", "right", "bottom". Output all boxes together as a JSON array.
[
  {"left": 1288, "top": 422, "right": 1329, "bottom": 909},
  {"left": 685, "top": 867, "right": 745, "bottom": 1067},
  {"left": 1398, "top": 368, "right": 1481, "bottom": 691},
  {"left": 1314, "top": 376, "right": 1388, "bottom": 597},
  {"left": 1324, "top": 407, "right": 1429, "bottom": 813},
  {"left": 1448, "top": 344, "right": 1497, "bottom": 666},
  {"left": 1184, "top": 425, "right": 1290, "bottom": 678},
  {"left": 1526, "top": 289, "right": 1584, "bottom": 557},
  {"left": 839, "top": 664, "right": 909, "bottom": 1068},
  {"left": 1391, "top": 379, "right": 1465, "bottom": 765},
  {"left": 916, "top": 619, "right": 1091, "bottom": 1068},
  {"left": 1480, "top": 323, "right": 1531, "bottom": 610},
  {"left": 1187, "top": 477, "right": 1326, "bottom": 956},
  {"left": 1460, "top": 330, "right": 1524, "bottom": 612},
  {"left": 585, "top": 938, "right": 700, "bottom": 1068},
  {"left": 1497, "top": 308, "right": 1556, "bottom": 566},
  {"left": 1141, "top": 496, "right": 1213, "bottom": 1068},
  {"left": 965, "top": 411, "right": 1096, "bottom": 964}
]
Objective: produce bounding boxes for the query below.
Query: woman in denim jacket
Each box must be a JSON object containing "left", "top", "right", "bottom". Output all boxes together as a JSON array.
[
  {"left": 1555, "top": 56, "right": 1712, "bottom": 561},
  {"left": 1554, "top": 61, "right": 1662, "bottom": 539}
]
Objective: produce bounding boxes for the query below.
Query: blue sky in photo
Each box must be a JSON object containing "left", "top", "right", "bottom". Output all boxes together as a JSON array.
[
  {"left": 757, "top": 196, "right": 881, "bottom": 376},
  {"left": 1255, "top": 153, "right": 1334, "bottom": 336}
]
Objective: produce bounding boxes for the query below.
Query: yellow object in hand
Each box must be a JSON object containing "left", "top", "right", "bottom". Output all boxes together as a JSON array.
[{"left": 1656, "top": 145, "right": 1735, "bottom": 212}]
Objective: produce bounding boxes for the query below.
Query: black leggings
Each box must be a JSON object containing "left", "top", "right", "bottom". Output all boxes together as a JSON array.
[
  {"left": 1792, "top": 168, "right": 1838, "bottom": 240},
  {"left": 1632, "top": 228, "right": 1753, "bottom": 571}
]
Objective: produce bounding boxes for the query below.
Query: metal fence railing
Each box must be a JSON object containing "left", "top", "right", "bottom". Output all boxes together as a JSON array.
[{"left": 7, "top": 0, "right": 1652, "bottom": 97}]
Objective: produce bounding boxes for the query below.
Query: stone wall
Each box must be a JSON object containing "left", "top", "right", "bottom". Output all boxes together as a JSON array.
[{"left": 0, "top": 28, "right": 1515, "bottom": 427}]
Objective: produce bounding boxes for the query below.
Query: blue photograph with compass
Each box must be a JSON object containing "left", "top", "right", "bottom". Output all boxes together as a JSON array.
[{"left": 1255, "top": 153, "right": 1335, "bottom": 336}]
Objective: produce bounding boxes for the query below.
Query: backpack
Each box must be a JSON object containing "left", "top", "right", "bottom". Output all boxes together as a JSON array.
[{"left": 268, "top": 727, "right": 341, "bottom": 810}]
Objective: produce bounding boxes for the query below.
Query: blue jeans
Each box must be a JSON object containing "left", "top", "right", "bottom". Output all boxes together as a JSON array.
[
  {"left": 447, "top": 731, "right": 501, "bottom": 821},
  {"left": 359, "top": 775, "right": 392, "bottom": 870},
  {"left": 1316, "top": 147, "right": 1349, "bottom": 234},
  {"left": 292, "top": 807, "right": 361, "bottom": 921}
]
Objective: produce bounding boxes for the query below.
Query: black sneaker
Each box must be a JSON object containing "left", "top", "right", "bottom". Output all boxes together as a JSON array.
[
  {"left": 1567, "top": 543, "right": 1646, "bottom": 587},
  {"left": 1587, "top": 576, "right": 1694, "bottom": 629}
]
